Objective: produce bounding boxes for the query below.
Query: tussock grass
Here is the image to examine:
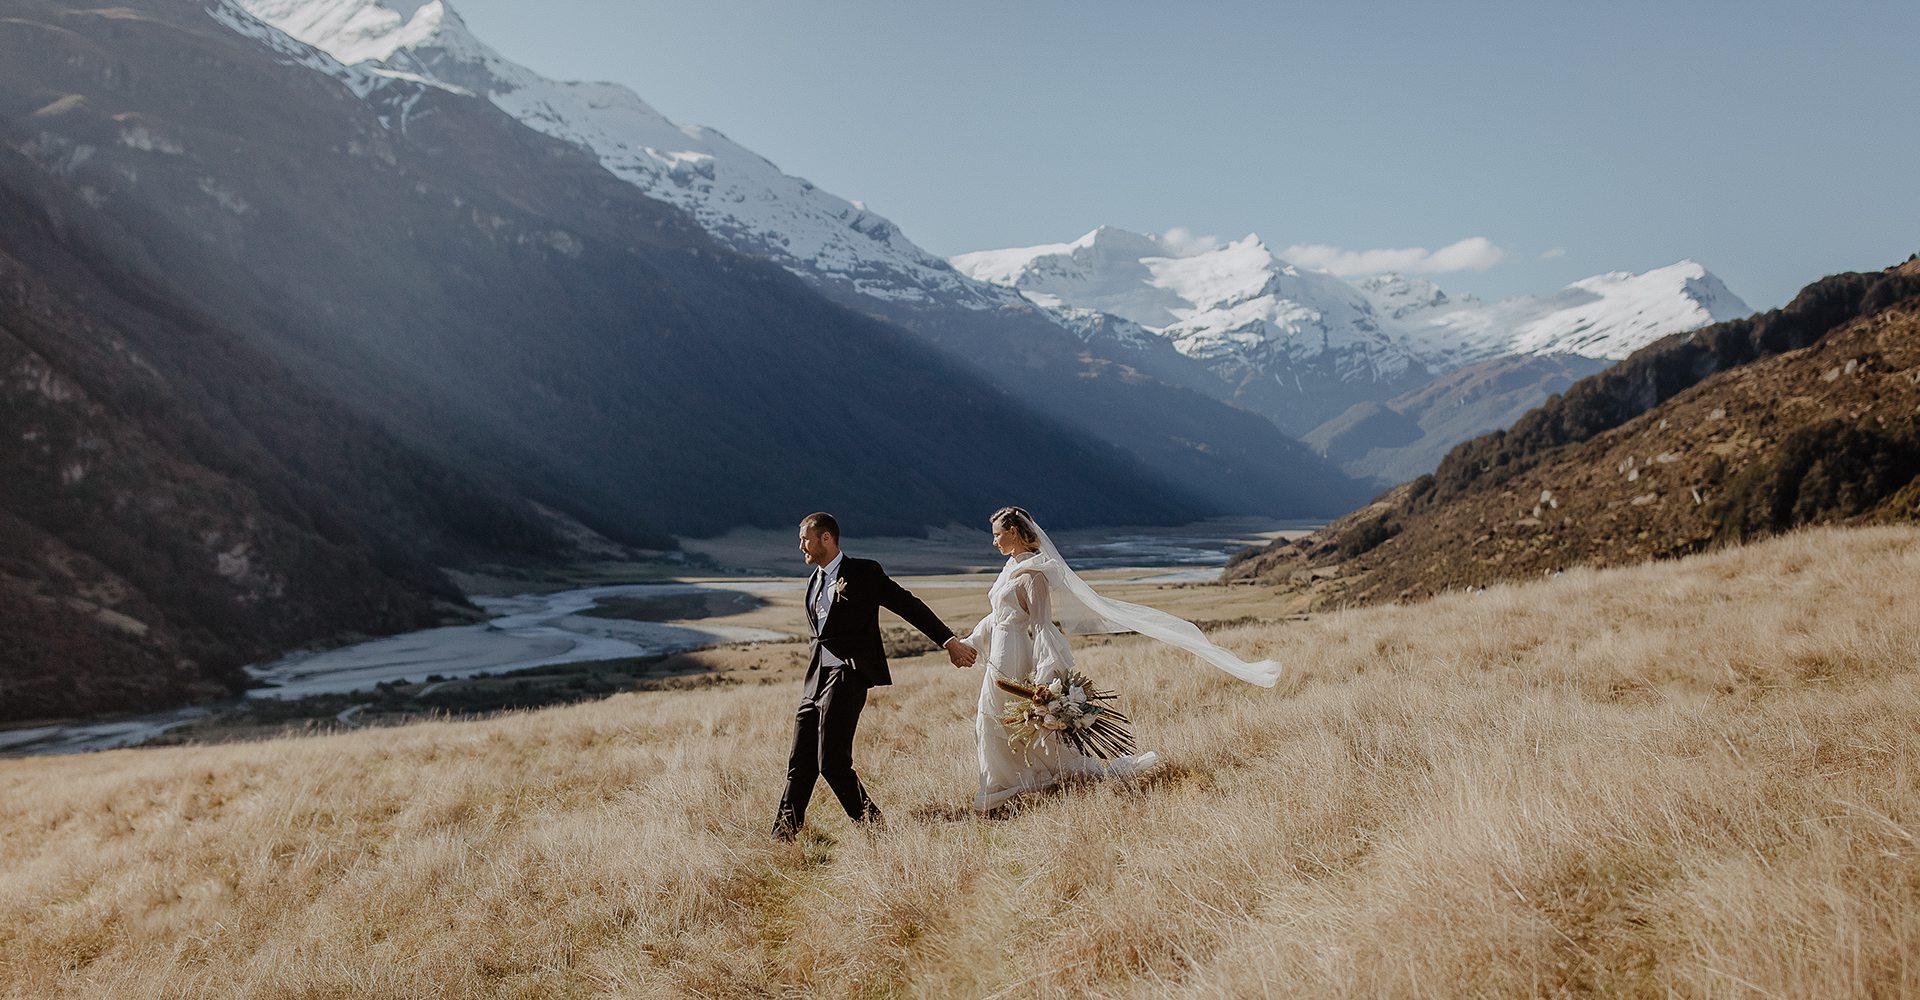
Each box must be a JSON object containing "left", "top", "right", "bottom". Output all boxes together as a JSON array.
[{"left": 4, "top": 526, "right": 1919, "bottom": 998}]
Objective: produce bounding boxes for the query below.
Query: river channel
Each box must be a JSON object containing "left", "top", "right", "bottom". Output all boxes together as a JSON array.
[{"left": 1, "top": 518, "right": 1312, "bottom": 756}]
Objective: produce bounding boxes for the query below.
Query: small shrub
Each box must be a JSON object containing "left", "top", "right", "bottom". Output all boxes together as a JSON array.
[{"left": 1711, "top": 417, "right": 1920, "bottom": 544}]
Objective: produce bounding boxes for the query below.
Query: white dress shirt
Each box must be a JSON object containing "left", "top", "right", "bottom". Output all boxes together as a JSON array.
[{"left": 810, "top": 552, "right": 846, "bottom": 667}]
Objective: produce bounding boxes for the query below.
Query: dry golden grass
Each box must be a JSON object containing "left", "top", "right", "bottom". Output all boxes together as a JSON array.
[{"left": 4, "top": 525, "right": 1920, "bottom": 998}]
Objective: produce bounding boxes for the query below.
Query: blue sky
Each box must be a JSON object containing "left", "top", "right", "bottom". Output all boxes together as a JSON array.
[{"left": 450, "top": 0, "right": 1915, "bottom": 309}]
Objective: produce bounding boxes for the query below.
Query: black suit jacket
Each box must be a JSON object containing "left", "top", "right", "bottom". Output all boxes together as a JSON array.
[{"left": 807, "top": 556, "right": 954, "bottom": 687}]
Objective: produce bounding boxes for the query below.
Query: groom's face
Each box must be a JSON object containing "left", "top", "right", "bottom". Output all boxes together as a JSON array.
[{"left": 799, "top": 526, "right": 839, "bottom": 567}]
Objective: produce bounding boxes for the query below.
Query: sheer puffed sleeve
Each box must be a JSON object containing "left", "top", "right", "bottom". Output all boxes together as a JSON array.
[
  {"left": 1020, "top": 567, "right": 1077, "bottom": 684},
  {"left": 1021, "top": 568, "right": 1051, "bottom": 626}
]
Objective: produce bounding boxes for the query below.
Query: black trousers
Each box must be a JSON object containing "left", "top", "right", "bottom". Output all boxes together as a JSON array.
[{"left": 773, "top": 656, "right": 879, "bottom": 836}]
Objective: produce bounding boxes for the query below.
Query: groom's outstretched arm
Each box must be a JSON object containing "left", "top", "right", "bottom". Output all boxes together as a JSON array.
[{"left": 871, "top": 565, "right": 954, "bottom": 645}]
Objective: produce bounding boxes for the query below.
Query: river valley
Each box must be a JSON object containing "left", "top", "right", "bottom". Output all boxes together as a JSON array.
[{"left": 1, "top": 518, "right": 1312, "bottom": 756}]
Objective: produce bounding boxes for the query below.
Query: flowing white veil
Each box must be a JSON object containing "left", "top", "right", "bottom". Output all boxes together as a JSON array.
[{"left": 1020, "top": 514, "right": 1280, "bottom": 688}]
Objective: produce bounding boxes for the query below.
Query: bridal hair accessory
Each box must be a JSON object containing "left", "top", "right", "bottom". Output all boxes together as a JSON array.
[{"left": 996, "top": 671, "right": 1136, "bottom": 760}]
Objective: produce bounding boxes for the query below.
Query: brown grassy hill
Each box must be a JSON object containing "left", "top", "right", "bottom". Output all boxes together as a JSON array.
[
  {"left": 2, "top": 525, "right": 1918, "bottom": 998},
  {"left": 1229, "top": 259, "right": 1920, "bottom": 605}
]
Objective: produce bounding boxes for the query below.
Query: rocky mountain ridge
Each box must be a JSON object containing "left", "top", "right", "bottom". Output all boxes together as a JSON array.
[
  {"left": 227, "top": 0, "right": 1366, "bottom": 521},
  {"left": 1225, "top": 259, "right": 1920, "bottom": 605},
  {"left": 236, "top": 0, "right": 1001, "bottom": 311}
]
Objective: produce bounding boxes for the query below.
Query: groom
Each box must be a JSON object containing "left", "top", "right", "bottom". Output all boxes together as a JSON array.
[{"left": 773, "top": 511, "right": 977, "bottom": 841}]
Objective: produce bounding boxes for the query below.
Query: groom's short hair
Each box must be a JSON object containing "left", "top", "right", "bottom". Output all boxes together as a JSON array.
[{"left": 800, "top": 511, "right": 840, "bottom": 540}]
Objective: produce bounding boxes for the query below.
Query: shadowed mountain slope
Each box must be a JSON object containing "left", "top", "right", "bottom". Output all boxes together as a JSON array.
[
  {"left": 0, "top": 0, "right": 1353, "bottom": 721},
  {"left": 1, "top": 0, "right": 1239, "bottom": 541},
  {"left": 226, "top": 0, "right": 1369, "bottom": 520},
  {"left": 0, "top": 134, "right": 545, "bottom": 720},
  {"left": 1306, "top": 354, "right": 1613, "bottom": 486}
]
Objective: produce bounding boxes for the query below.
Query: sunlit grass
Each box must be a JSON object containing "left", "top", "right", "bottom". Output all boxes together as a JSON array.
[{"left": 3, "top": 525, "right": 1918, "bottom": 997}]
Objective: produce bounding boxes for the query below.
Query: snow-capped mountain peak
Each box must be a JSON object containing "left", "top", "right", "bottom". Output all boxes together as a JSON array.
[
  {"left": 959, "top": 227, "right": 1419, "bottom": 420},
  {"left": 1356, "top": 272, "right": 1455, "bottom": 319},
  {"left": 209, "top": 0, "right": 1755, "bottom": 476},
  {"left": 957, "top": 226, "right": 1750, "bottom": 370},
  {"left": 951, "top": 226, "right": 1199, "bottom": 324},
  {"left": 955, "top": 225, "right": 1753, "bottom": 438},
  {"left": 225, "top": 0, "right": 1011, "bottom": 309},
  {"left": 957, "top": 226, "right": 1402, "bottom": 370},
  {"left": 1405, "top": 259, "right": 1751, "bottom": 364},
  {"left": 239, "top": 0, "right": 451, "bottom": 66},
  {"left": 1147, "top": 234, "right": 1289, "bottom": 313}
]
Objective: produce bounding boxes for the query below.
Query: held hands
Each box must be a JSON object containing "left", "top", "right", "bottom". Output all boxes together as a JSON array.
[{"left": 944, "top": 637, "right": 978, "bottom": 668}]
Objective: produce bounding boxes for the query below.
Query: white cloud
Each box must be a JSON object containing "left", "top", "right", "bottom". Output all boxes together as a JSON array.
[
  {"left": 1156, "top": 226, "right": 1219, "bottom": 257},
  {"left": 1541, "top": 247, "right": 1567, "bottom": 259},
  {"left": 1278, "top": 236, "right": 1506, "bottom": 276}
]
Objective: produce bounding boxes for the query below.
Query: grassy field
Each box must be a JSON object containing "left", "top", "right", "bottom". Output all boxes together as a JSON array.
[{"left": 3, "top": 526, "right": 1918, "bottom": 998}]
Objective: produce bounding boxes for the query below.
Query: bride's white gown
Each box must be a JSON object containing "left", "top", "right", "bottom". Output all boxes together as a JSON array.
[{"left": 965, "top": 552, "right": 1160, "bottom": 811}]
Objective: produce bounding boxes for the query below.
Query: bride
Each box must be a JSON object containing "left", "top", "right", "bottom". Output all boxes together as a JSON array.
[{"left": 957, "top": 506, "right": 1280, "bottom": 812}]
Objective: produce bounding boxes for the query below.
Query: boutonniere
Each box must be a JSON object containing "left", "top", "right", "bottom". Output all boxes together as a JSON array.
[{"left": 832, "top": 577, "right": 849, "bottom": 602}]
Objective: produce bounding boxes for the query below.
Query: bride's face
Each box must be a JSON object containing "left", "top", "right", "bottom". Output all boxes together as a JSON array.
[{"left": 991, "top": 521, "right": 1031, "bottom": 556}]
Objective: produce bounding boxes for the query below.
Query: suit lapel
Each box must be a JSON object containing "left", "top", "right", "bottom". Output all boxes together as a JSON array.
[{"left": 805, "top": 569, "right": 821, "bottom": 634}]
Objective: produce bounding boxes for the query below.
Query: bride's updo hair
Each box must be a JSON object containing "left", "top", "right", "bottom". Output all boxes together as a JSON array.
[{"left": 990, "top": 506, "right": 1039, "bottom": 548}]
